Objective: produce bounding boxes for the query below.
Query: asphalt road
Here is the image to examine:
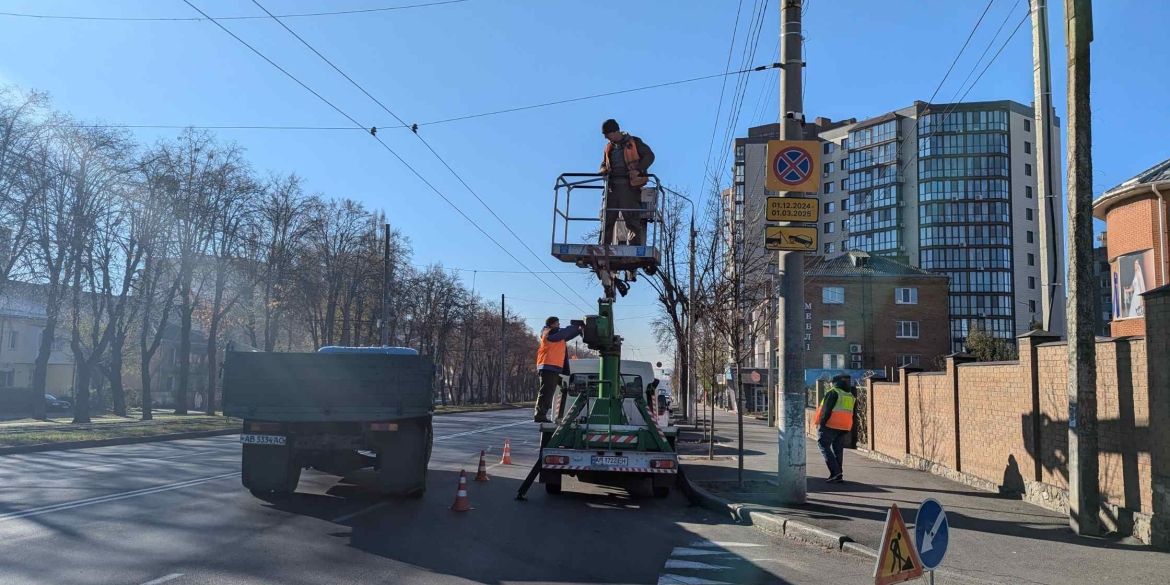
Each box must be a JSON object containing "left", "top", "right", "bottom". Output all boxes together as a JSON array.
[{"left": 0, "top": 409, "right": 877, "bottom": 585}]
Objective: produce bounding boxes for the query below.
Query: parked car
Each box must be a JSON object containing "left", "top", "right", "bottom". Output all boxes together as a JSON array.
[{"left": 45, "top": 394, "right": 71, "bottom": 412}]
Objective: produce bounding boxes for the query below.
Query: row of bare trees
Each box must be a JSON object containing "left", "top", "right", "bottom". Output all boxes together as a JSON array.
[{"left": 0, "top": 87, "right": 551, "bottom": 422}]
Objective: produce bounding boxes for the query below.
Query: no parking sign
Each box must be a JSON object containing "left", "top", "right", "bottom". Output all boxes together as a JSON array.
[{"left": 765, "top": 140, "right": 821, "bottom": 193}]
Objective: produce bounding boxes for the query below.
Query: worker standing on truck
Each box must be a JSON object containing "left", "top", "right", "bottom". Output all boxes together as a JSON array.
[
  {"left": 599, "top": 119, "right": 655, "bottom": 246},
  {"left": 535, "top": 316, "right": 582, "bottom": 423}
]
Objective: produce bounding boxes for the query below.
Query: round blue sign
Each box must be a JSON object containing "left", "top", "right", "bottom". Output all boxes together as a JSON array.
[
  {"left": 771, "top": 146, "right": 813, "bottom": 186},
  {"left": 914, "top": 498, "right": 949, "bottom": 570}
]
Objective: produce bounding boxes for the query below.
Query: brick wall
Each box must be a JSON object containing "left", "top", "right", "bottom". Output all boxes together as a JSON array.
[
  {"left": 907, "top": 372, "right": 955, "bottom": 469},
  {"left": 956, "top": 361, "right": 1034, "bottom": 492},
  {"left": 871, "top": 381, "right": 904, "bottom": 459},
  {"left": 1104, "top": 193, "right": 1168, "bottom": 337}
]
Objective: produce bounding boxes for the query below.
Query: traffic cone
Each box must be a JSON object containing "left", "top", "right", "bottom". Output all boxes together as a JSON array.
[
  {"left": 449, "top": 470, "right": 473, "bottom": 511},
  {"left": 474, "top": 450, "right": 489, "bottom": 482},
  {"left": 500, "top": 439, "right": 513, "bottom": 465}
]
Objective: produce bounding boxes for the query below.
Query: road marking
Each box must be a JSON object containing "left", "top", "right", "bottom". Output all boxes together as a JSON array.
[
  {"left": 141, "top": 574, "right": 184, "bottom": 585},
  {"left": 670, "top": 547, "right": 737, "bottom": 557},
  {"left": 688, "top": 540, "right": 764, "bottom": 548},
  {"left": 658, "top": 576, "right": 731, "bottom": 585},
  {"left": 434, "top": 420, "right": 530, "bottom": 442},
  {"left": 664, "top": 560, "right": 732, "bottom": 570},
  {"left": 332, "top": 501, "right": 389, "bottom": 523},
  {"left": 0, "top": 472, "right": 240, "bottom": 523}
]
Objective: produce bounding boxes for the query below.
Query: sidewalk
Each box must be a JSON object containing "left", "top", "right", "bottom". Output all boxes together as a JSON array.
[{"left": 677, "top": 408, "right": 1169, "bottom": 585}]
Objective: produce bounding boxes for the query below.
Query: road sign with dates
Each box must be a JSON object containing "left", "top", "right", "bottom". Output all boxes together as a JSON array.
[
  {"left": 766, "top": 140, "right": 821, "bottom": 193},
  {"left": 765, "top": 226, "right": 818, "bottom": 251},
  {"left": 766, "top": 196, "right": 819, "bottom": 222}
]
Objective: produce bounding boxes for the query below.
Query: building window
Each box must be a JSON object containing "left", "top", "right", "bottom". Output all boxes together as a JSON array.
[
  {"left": 166, "top": 377, "right": 175, "bottom": 392},
  {"left": 841, "top": 219, "right": 848, "bottom": 231},
  {"left": 824, "top": 162, "right": 835, "bottom": 176},
  {"left": 841, "top": 179, "right": 848, "bottom": 191},
  {"left": 1024, "top": 141, "right": 1032, "bottom": 154},
  {"left": 1028, "top": 253, "right": 1035, "bottom": 266},
  {"left": 1027, "top": 231, "right": 1034, "bottom": 244},
  {"left": 1024, "top": 118, "right": 1032, "bottom": 132},
  {"left": 824, "top": 201, "right": 836, "bottom": 214},
  {"left": 896, "top": 321, "right": 920, "bottom": 339},
  {"left": 735, "top": 145, "right": 745, "bottom": 162},
  {"left": 824, "top": 242, "right": 835, "bottom": 254},
  {"left": 825, "top": 222, "right": 836, "bottom": 234},
  {"left": 841, "top": 199, "right": 849, "bottom": 211},
  {"left": 1026, "top": 208, "right": 1034, "bottom": 221},
  {"left": 1100, "top": 276, "right": 1108, "bottom": 289},
  {"left": 823, "top": 354, "right": 846, "bottom": 369},
  {"left": 823, "top": 142, "right": 835, "bottom": 154},
  {"left": 1026, "top": 186, "right": 1033, "bottom": 199},
  {"left": 897, "top": 355, "right": 921, "bottom": 367},
  {"left": 1025, "top": 163, "right": 1032, "bottom": 176},
  {"left": 1029, "top": 300, "right": 1037, "bottom": 313},
  {"left": 823, "top": 320, "right": 845, "bottom": 338},
  {"left": 1029, "top": 276, "right": 1036, "bottom": 289},
  {"left": 822, "top": 286, "right": 844, "bottom": 304},
  {"left": 895, "top": 288, "right": 918, "bottom": 304},
  {"left": 824, "top": 182, "right": 835, "bottom": 194},
  {"left": 7, "top": 330, "right": 16, "bottom": 350}
]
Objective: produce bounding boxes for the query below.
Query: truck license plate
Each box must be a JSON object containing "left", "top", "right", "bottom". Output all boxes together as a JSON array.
[
  {"left": 591, "top": 456, "right": 628, "bottom": 467},
  {"left": 240, "top": 434, "right": 286, "bottom": 446}
]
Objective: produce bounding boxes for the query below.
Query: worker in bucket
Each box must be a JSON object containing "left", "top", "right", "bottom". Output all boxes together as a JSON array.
[
  {"left": 599, "top": 119, "right": 655, "bottom": 246},
  {"left": 814, "top": 374, "right": 856, "bottom": 483},
  {"left": 534, "top": 316, "right": 582, "bottom": 423}
]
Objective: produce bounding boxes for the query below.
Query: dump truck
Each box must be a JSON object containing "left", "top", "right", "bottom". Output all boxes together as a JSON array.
[{"left": 222, "top": 346, "right": 434, "bottom": 497}]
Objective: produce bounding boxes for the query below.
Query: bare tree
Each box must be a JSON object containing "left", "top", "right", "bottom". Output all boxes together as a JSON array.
[
  {"left": 647, "top": 189, "right": 694, "bottom": 419},
  {"left": 248, "top": 173, "right": 313, "bottom": 351},
  {"left": 0, "top": 87, "right": 49, "bottom": 292}
]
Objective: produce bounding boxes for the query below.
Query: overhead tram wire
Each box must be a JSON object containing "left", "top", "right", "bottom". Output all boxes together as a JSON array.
[
  {"left": 179, "top": 0, "right": 588, "bottom": 314},
  {"left": 246, "top": 0, "right": 602, "bottom": 315},
  {"left": 0, "top": 1, "right": 473, "bottom": 21}
]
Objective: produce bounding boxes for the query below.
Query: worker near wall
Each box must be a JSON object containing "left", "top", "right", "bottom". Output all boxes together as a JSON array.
[
  {"left": 814, "top": 374, "right": 855, "bottom": 483},
  {"left": 599, "top": 119, "right": 655, "bottom": 246},
  {"left": 534, "top": 316, "right": 582, "bottom": 423}
]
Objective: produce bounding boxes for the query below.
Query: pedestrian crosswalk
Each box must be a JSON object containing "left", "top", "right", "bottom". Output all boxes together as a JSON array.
[{"left": 656, "top": 540, "right": 766, "bottom": 585}]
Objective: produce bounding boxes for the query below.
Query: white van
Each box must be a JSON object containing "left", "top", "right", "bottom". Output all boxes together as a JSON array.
[{"left": 549, "top": 359, "right": 669, "bottom": 428}]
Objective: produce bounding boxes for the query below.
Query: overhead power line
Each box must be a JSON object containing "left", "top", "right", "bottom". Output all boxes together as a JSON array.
[
  {"left": 53, "top": 65, "right": 777, "bottom": 133},
  {"left": 1, "top": 0, "right": 472, "bottom": 22},
  {"left": 179, "top": 0, "right": 589, "bottom": 314}
]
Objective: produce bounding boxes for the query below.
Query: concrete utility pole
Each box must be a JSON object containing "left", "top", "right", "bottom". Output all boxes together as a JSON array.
[
  {"left": 767, "top": 272, "right": 776, "bottom": 427},
  {"left": 775, "top": 0, "right": 807, "bottom": 504},
  {"left": 500, "top": 294, "right": 507, "bottom": 404},
  {"left": 689, "top": 211, "right": 697, "bottom": 426},
  {"left": 381, "top": 223, "right": 391, "bottom": 347},
  {"left": 1031, "top": 0, "right": 1061, "bottom": 332},
  {"left": 1064, "top": 0, "right": 1099, "bottom": 536}
]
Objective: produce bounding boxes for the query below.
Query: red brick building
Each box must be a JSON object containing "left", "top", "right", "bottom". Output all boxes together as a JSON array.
[
  {"left": 804, "top": 251, "right": 951, "bottom": 372},
  {"left": 1092, "top": 158, "right": 1170, "bottom": 337}
]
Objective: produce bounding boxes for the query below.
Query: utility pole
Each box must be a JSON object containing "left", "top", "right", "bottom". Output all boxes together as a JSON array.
[
  {"left": 1031, "top": 0, "right": 1061, "bottom": 332},
  {"left": 1064, "top": 0, "right": 1099, "bottom": 536},
  {"left": 688, "top": 211, "right": 697, "bottom": 426},
  {"left": 767, "top": 272, "right": 776, "bottom": 427},
  {"left": 775, "top": 0, "right": 807, "bottom": 504},
  {"left": 499, "top": 294, "right": 507, "bottom": 404},
  {"left": 381, "top": 223, "right": 391, "bottom": 347}
]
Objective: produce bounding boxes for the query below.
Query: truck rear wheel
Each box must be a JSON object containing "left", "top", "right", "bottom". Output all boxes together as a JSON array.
[
  {"left": 242, "top": 443, "right": 300, "bottom": 495},
  {"left": 376, "top": 418, "right": 430, "bottom": 497}
]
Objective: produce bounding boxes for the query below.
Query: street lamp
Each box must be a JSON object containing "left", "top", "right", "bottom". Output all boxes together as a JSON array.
[{"left": 662, "top": 187, "right": 698, "bottom": 427}]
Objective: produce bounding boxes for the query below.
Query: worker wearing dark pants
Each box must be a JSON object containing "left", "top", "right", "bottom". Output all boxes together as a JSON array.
[
  {"left": 815, "top": 374, "right": 856, "bottom": 483},
  {"left": 599, "top": 119, "right": 654, "bottom": 246},
  {"left": 534, "top": 316, "right": 581, "bottom": 423}
]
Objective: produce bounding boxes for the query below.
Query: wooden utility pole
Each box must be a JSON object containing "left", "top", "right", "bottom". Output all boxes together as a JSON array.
[
  {"left": 1031, "top": 0, "right": 1062, "bottom": 332},
  {"left": 381, "top": 223, "right": 391, "bottom": 347},
  {"left": 499, "top": 293, "right": 507, "bottom": 405},
  {"left": 776, "top": 0, "right": 808, "bottom": 504},
  {"left": 1064, "top": 0, "right": 1099, "bottom": 536}
]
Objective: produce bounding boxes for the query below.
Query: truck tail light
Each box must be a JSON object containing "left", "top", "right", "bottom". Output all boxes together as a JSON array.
[
  {"left": 248, "top": 422, "right": 283, "bottom": 433},
  {"left": 651, "top": 459, "right": 676, "bottom": 470},
  {"left": 369, "top": 422, "right": 399, "bottom": 431},
  {"left": 544, "top": 455, "right": 569, "bottom": 465}
]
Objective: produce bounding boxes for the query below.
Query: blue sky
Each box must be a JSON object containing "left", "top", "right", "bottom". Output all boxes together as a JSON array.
[{"left": 1, "top": 0, "right": 1166, "bottom": 366}]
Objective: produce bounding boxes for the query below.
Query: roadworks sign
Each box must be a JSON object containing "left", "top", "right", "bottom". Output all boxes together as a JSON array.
[{"left": 873, "top": 503, "right": 924, "bottom": 585}]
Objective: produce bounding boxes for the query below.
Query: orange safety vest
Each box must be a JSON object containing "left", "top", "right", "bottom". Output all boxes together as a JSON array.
[
  {"left": 535, "top": 328, "right": 567, "bottom": 370},
  {"left": 603, "top": 137, "right": 649, "bottom": 187},
  {"left": 814, "top": 387, "right": 856, "bottom": 431}
]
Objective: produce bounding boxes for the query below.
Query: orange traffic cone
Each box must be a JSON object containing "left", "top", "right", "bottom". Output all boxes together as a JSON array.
[
  {"left": 500, "top": 439, "right": 513, "bottom": 465},
  {"left": 474, "top": 450, "right": 490, "bottom": 482},
  {"left": 450, "top": 470, "right": 473, "bottom": 511}
]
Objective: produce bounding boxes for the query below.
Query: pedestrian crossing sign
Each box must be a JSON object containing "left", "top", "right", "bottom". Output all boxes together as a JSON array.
[{"left": 874, "top": 503, "right": 924, "bottom": 585}]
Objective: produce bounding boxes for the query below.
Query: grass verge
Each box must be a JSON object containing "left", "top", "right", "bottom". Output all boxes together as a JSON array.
[{"left": 0, "top": 415, "right": 241, "bottom": 448}]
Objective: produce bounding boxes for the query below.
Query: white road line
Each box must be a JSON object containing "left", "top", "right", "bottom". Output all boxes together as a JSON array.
[
  {"left": 669, "top": 547, "right": 738, "bottom": 557},
  {"left": 0, "top": 472, "right": 240, "bottom": 523},
  {"left": 141, "top": 574, "right": 184, "bottom": 585},
  {"left": 657, "top": 575, "right": 731, "bottom": 585},
  {"left": 433, "top": 420, "right": 530, "bottom": 442},
  {"left": 688, "top": 540, "right": 764, "bottom": 548},
  {"left": 663, "top": 560, "right": 732, "bottom": 570},
  {"left": 332, "top": 501, "right": 389, "bottom": 523}
]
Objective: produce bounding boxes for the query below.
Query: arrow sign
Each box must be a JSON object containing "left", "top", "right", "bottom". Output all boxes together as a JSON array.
[{"left": 914, "top": 498, "right": 949, "bottom": 570}]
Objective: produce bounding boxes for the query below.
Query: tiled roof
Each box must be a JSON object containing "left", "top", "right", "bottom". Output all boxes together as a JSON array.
[
  {"left": 1101, "top": 157, "right": 1170, "bottom": 197},
  {"left": 805, "top": 252, "right": 942, "bottom": 278}
]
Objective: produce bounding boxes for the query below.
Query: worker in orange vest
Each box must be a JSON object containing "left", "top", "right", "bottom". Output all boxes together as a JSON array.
[
  {"left": 534, "top": 316, "right": 582, "bottom": 423},
  {"left": 599, "top": 119, "right": 655, "bottom": 246},
  {"left": 814, "top": 374, "right": 856, "bottom": 483}
]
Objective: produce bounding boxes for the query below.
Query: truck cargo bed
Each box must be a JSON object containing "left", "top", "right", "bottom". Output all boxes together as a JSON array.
[{"left": 223, "top": 351, "right": 433, "bottom": 422}]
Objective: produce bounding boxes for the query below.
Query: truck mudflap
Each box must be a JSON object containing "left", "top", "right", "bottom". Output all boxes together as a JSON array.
[{"left": 540, "top": 448, "right": 677, "bottom": 474}]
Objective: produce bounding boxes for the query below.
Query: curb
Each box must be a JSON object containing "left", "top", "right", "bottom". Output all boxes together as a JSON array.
[
  {"left": 0, "top": 428, "right": 240, "bottom": 456},
  {"left": 679, "top": 465, "right": 855, "bottom": 552}
]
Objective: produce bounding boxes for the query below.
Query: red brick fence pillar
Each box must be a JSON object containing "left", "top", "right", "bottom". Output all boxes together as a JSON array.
[{"left": 1143, "top": 284, "right": 1170, "bottom": 550}]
